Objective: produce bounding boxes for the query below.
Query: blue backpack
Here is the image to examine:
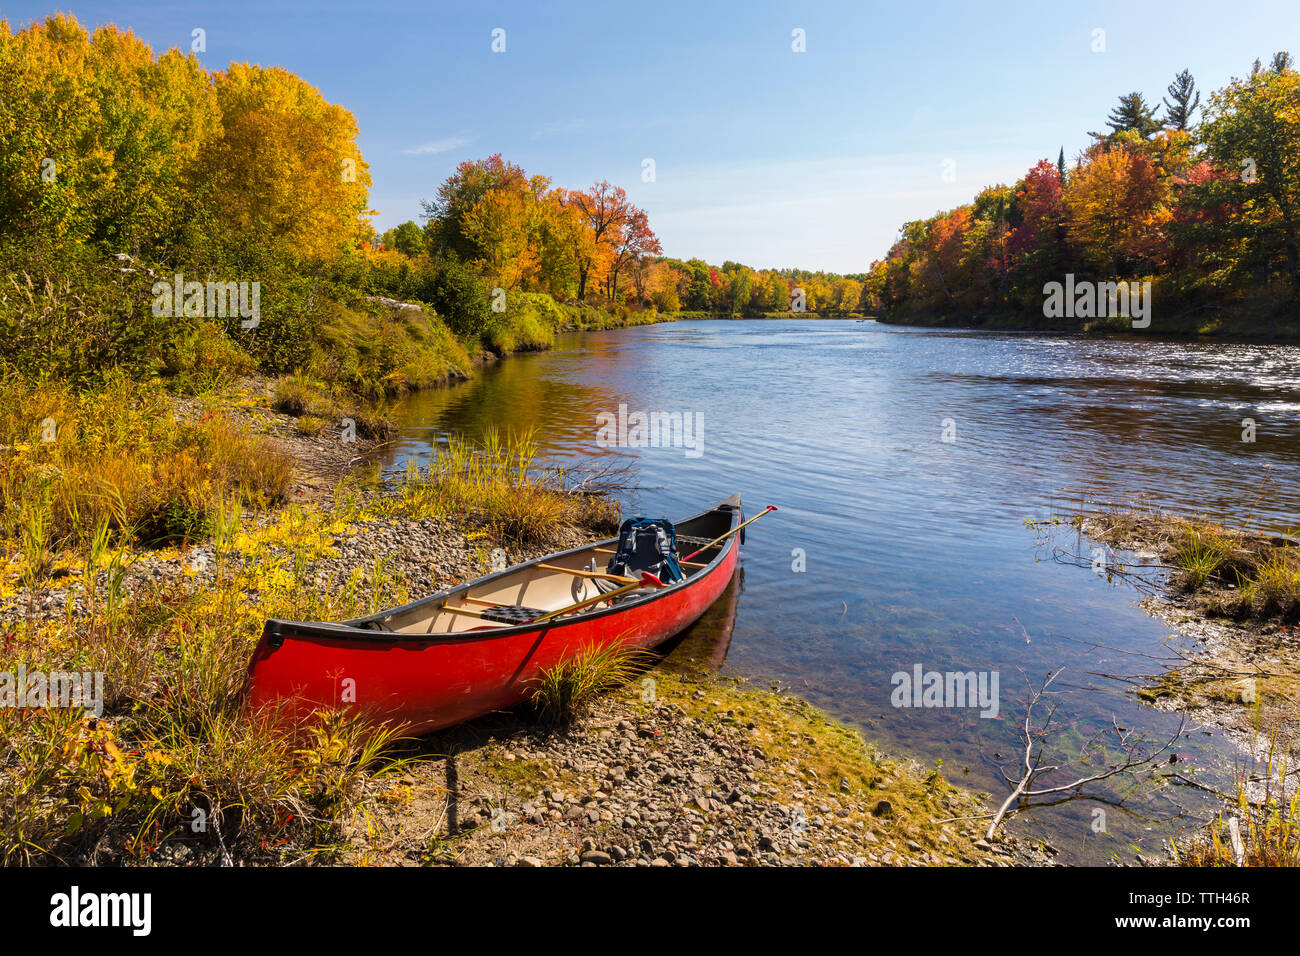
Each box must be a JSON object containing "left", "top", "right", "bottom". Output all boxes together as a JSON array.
[{"left": 605, "top": 517, "right": 684, "bottom": 584}]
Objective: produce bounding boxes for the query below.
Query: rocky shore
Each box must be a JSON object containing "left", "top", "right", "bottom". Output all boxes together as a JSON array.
[{"left": 361, "top": 672, "right": 1053, "bottom": 867}]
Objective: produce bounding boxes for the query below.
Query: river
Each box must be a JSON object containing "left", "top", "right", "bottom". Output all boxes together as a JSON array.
[{"left": 378, "top": 318, "right": 1300, "bottom": 863}]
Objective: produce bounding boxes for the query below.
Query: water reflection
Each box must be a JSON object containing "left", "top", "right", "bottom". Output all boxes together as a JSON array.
[{"left": 658, "top": 567, "right": 744, "bottom": 674}]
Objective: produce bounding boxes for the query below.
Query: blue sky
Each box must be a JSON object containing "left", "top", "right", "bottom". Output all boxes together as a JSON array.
[{"left": 7, "top": 1, "right": 1299, "bottom": 272}]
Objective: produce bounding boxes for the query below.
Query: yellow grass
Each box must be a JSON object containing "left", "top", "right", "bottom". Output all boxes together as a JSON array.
[{"left": 388, "top": 427, "right": 620, "bottom": 546}]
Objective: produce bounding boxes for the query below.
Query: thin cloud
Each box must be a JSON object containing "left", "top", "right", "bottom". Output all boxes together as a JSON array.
[{"left": 402, "top": 133, "right": 473, "bottom": 156}]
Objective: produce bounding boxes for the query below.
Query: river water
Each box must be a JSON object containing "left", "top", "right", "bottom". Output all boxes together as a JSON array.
[{"left": 379, "top": 319, "right": 1300, "bottom": 863}]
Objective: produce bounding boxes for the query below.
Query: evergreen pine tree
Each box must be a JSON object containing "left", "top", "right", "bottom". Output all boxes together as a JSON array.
[
  {"left": 1057, "top": 147, "right": 1066, "bottom": 184},
  {"left": 1091, "top": 92, "right": 1162, "bottom": 140},
  {"left": 1162, "top": 70, "right": 1200, "bottom": 131}
]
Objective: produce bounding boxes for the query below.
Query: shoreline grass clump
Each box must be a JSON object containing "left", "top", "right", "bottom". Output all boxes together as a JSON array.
[
  {"left": 1170, "top": 734, "right": 1299, "bottom": 867},
  {"left": 1071, "top": 506, "right": 1300, "bottom": 624},
  {"left": 273, "top": 371, "right": 396, "bottom": 442},
  {"left": 1171, "top": 522, "right": 1237, "bottom": 590},
  {"left": 528, "top": 643, "right": 652, "bottom": 728},
  {"left": 388, "top": 426, "right": 620, "bottom": 546},
  {"left": 1162, "top": 519, "right": 1300, "bottom": 622}
]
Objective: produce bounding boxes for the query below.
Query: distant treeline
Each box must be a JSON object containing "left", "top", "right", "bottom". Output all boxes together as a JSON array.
[
  {"left": 381, "top": 191, "right": 868, "bottom": 316},
  {"left": 863, "top": 55, "right": 1300, "bottom": 335},
  {"left": 636, "top": 259, "right": 866, "bottom": 316}
]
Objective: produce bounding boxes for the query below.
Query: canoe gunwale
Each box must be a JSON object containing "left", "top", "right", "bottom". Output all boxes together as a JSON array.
[{"left": 261, "top": 496, "right": 741, "bottom": 648}]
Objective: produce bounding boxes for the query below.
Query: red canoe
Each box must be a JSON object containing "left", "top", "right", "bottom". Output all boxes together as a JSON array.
[{"left": 244, "top": 495, "right": 744, "bottom": 734}]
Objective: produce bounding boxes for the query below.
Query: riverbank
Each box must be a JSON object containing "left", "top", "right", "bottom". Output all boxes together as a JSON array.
[
  {"left": 1076, "top": 509, "right": 1300, "bottom": 750},
  {"left": 669, "top": 311, "right": 862, "bottom": 321},
  {"left": 1054, "top": 507, "right": 1300, "bottom": 865},
  {"left": 874, "top": 304, "right": 1300, "bottom": 341},
  {"left": 295, "top": 293, "right": 673, "bottom": 402},
  {"left": 0, "top": 381, "right": 1045, "bottom": 866}
]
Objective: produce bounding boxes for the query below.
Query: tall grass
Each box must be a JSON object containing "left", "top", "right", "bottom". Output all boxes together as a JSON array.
[
  {"left": 0, "top": 374, "right": 290, "bottom": 553},
  {"left": 0, "top": 405, "right": 419, "bottom": 866},
  {"left": 1238, "top": 549, "right": 1300, "bottom": 620},
  {"left": 1171, "top": 522, "right": 1235, "bottom": 590},
  {"left": 0, "top": 497, "right": 418, "bottom": 865},
  {"left": 1171, "top": 736, "right": 1300, "bottom": 866},
  {"left": 273, "top": 372, "right": 395, "bottom": 442},
  {"left": 391, "top": 427, "right": 619, "bottom": 545},
  {"left": 1158, "top": 518, "right": 1300, "bottom": 622}
]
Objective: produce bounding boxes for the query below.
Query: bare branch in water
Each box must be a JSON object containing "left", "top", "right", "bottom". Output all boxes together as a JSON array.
[{"left": 986, "top": 667, "right": 1187, "bottom": 840}]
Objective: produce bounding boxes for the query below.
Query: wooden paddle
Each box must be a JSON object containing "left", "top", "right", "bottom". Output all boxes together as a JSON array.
[
  {"left": 682, "top": 505, "right": 778, "bottom": 562},
  {"left": 530, "top": 570, "right": 664, "bottom": 624}
]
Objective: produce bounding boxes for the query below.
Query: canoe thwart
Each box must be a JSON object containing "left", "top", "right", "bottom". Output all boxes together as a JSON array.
[{"left": 535, "top": 562, "right": 638, "bottom": 584}]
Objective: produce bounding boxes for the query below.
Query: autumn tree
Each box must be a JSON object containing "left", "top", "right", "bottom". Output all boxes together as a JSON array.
[
  {"left": 529, "top": 185, "right": 586, "bottom": 299},
  {"left": 421, "top": 154, "right": 528, "bottom": 262},
  {"left": 643, "top": 260, "right": 683, "bottom": 311},
  {"left": 1166, "top": 160, "right": 1242, "bottom": 290},
  {"left": 908, "top": 208, "right": 975, "bottom": 310},
  {"left": 460, "top": 181, "right": 534, "bottom": 287},
  {"left": 1008, "top": 160, "right": 1067, "bottom": 288},
  {"left": 1200, "top": 64, "right": 1300, "bottom": 291},
  {"left": 0, "top": 16, "right": 220, "bottom": 250},
  {"left": 569, "top": 180, "right": 635, "bottom": 300},
  {"left": 969, "top": 182, "right": 1016, "bottom": 301},
  {"left": 199, "top": 63, "right": 372, "bottom": 261},
  {"left": 829, "top": 278, "right": 863, "bottom": 314},
  {"left": 748, "top": 270, "right": 787, "bottom": 312},
  {"left": 606, "top": 207, "right": 661, "bottom": 302},
  {"left": 1064, "top": 140, "right": 1168, "bottom": 274}
]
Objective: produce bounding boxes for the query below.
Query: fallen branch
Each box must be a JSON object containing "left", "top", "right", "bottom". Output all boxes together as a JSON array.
[{"left": 987, "top": 668, "right": 1186, "bottom": 840}]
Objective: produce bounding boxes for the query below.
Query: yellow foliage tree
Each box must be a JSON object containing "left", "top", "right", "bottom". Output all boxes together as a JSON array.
[
  {"left": 0, "top": 15, "right": 373, "bottom": 262},
  {"left": 0, "top": 16, "right": 219, "bottom": 248},
  {"left": 1064, "top": 134, "right": 1181, "bottom": 274},
  {"left": 201, "top": 63, "right": 372, "bottom": 259}
]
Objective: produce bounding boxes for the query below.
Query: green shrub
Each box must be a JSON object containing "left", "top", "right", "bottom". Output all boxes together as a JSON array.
[
  {"left": 403, "top": 254, "right": 491, "bottom": 338},
  {"left": 0, "top": 239, "right": 176, "bottom": 384}
]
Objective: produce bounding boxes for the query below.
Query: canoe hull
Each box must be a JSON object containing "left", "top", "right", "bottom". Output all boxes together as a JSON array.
[{"left": 244, "top": 499, "right": 741, "bottom": 734}]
